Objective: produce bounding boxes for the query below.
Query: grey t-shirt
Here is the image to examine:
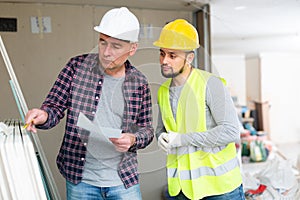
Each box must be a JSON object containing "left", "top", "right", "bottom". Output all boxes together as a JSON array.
[
  {"left": 82, "top": 73, "right": 125, "bottom": 187},
  {"left": 156, "top": 75, "right": 241, "bottom": 147}
]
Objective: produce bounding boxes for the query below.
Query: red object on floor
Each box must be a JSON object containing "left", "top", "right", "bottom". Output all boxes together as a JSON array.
[{"left": 245, "top": 184, "right": 267, "bottom": 195}]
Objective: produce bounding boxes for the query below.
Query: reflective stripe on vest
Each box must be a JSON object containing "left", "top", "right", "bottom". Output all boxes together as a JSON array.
[
  {"left": 157, "top": 69, "right": 242, "bottom": 200},
  {"left": 168, "top": 156, "right": 239, "bottom": 179}
]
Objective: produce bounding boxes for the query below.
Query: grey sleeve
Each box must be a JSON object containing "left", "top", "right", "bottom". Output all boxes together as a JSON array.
[
  {"left": 181, "top": 76, "right": 241, "bottom": 147},
  {"left": 155, "top": 107, "right": 166, "bottom": 140}
]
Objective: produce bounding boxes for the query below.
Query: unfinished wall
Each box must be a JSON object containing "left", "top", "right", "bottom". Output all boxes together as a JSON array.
[
  {"left": 245, "top": 56, "right": 261, "bottom": 103},
  {"left": 212, "top": 54, "right": 247, "bottom": 106},
  {"left": 0, "top": 2, "right": 192, "bottom": 200},
  {"left": 259, "top": 53, "right": 300, "bottom": 144},
  {"left": 237, "top": 53, "right": 300, "bottom": 144}
]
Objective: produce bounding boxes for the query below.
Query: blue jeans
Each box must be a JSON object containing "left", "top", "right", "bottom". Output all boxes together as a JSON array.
[
  {"left": 166, "top": 185, "right": 245, "bottom": 200},
  {"left": 66, "top": 181, "right": 142, "bottom": 200}
]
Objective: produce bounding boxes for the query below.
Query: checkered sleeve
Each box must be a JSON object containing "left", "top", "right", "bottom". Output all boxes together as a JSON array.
[
  {"left": 37, "top": 57, "right": 76, "bottom": 129},
  {"left": 132, "top": 82, "right": 154, "bottom": 150}
]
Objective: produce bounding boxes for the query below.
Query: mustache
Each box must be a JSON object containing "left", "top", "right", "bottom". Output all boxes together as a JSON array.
[
  {"left": 161, "top": 64, "right": 184, "bottom": 79},
  {"left": 161, "top": 64, "right": 184, "bottom": 73},
  {"left": 160, "top": 63, "right": 169, "bottom": 68}
]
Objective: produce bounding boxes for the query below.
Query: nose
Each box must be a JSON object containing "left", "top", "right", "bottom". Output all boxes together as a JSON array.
[
  {"left": 103, "top": 45, "right": 112, "bottom": 57},
  {"left": 161, "top": 55, "right": 169, "bottom": 65}
]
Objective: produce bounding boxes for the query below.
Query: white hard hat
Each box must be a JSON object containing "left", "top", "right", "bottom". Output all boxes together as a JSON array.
[{"left": 94, "top": 7, "right": 140, "bottom": 42}]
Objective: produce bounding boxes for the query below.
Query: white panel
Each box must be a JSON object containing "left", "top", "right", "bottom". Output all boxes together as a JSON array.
[
  {"left": 0, "top": 121, "right": 47, "bottom": 200},
  {"left": 31, "top": 16, "right": 52, "bottom": 33}
]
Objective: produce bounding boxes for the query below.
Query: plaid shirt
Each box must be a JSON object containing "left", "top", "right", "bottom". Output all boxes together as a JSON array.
[{"left": 37, "top": 53, "right": 154, "bottom": 188}]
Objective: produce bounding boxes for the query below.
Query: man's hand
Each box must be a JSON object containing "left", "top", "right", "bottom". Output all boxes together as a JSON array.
[
  {"left": 157, "top": 131, "right": 183, "bottom": 153},
  {"left": 168, "top": 131, "right": 182, "bottom": 148},
  {"left": 109, "top": 133, "right": 136, "bottom": 152},
  {"left": 25, "top": 108, "right": 48, "bottom": 133},
  {"left": 157, "top": 132, "right": 169, "bottom": 153}
]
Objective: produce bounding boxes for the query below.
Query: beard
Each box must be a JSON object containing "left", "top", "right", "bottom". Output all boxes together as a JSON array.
[{"left": 161, "top": 65, "right": 184, "bottom": 78}]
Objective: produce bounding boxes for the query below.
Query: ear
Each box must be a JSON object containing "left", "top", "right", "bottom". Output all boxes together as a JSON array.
[
  {"left": 129, "top": 43, "right": 138, "bottom": 56},
  {"left": 186, "top": 52, "right": 194, "bottom": 64}
]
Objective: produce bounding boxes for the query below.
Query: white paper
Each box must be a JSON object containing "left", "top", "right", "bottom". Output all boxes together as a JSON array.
[
  {"left": 77, "top": 112, "right": 122, "bottom": 138},
  {"left": 99, "top": 127, "right": 122, "bottom": 138}
]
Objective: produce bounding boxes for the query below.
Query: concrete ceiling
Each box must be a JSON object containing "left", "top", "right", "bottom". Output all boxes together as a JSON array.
[
  {"left": 209, "top": 0, "right": 300, "bottom": 55},
  {"left": 1, "top": 0, "right": 299, "bottom": 55}
]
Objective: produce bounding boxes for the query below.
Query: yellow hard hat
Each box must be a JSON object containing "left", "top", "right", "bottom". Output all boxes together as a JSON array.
[{"left": 153, "top": 19, "right": 200, "bottom": 51}]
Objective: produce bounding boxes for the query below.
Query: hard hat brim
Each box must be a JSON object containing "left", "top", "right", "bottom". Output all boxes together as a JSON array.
[{"left": 94, "top": 26, "right": 139, "bottom": 43}]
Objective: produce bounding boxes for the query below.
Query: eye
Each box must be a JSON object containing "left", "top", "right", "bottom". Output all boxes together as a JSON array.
[
  {"left": 99, "top": 40, "right": 107, "bottom": 46},
  {"left": 170, "top": 54, "right": 177, "bottom": 59},
  {"left": 112, "top": 44, "right": 122, "bottom": 49}
]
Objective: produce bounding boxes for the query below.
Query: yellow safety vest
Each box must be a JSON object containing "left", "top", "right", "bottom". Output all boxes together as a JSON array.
[{"left": 157, "top": 69, "right": 242, "bottom": 200}]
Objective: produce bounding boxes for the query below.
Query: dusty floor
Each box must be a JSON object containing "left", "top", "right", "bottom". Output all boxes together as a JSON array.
[{"left": 242, "top": 142, "right": 300, "bottom": 199}]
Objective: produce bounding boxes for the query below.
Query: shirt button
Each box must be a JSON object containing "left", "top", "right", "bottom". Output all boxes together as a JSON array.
[
  {"left": 95, "top": 96, "right": 99, "bottom": 100},
  {"left": 81, "top": 158, "right": 85, "bottom": 161}
]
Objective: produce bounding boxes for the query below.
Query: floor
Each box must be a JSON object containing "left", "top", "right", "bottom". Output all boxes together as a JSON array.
[
  {"left": 242, "top": 142, "right": 300, "bottom": 199},
  {"left": 275, "top": 142, "right": 300, "bottom": 169}
]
